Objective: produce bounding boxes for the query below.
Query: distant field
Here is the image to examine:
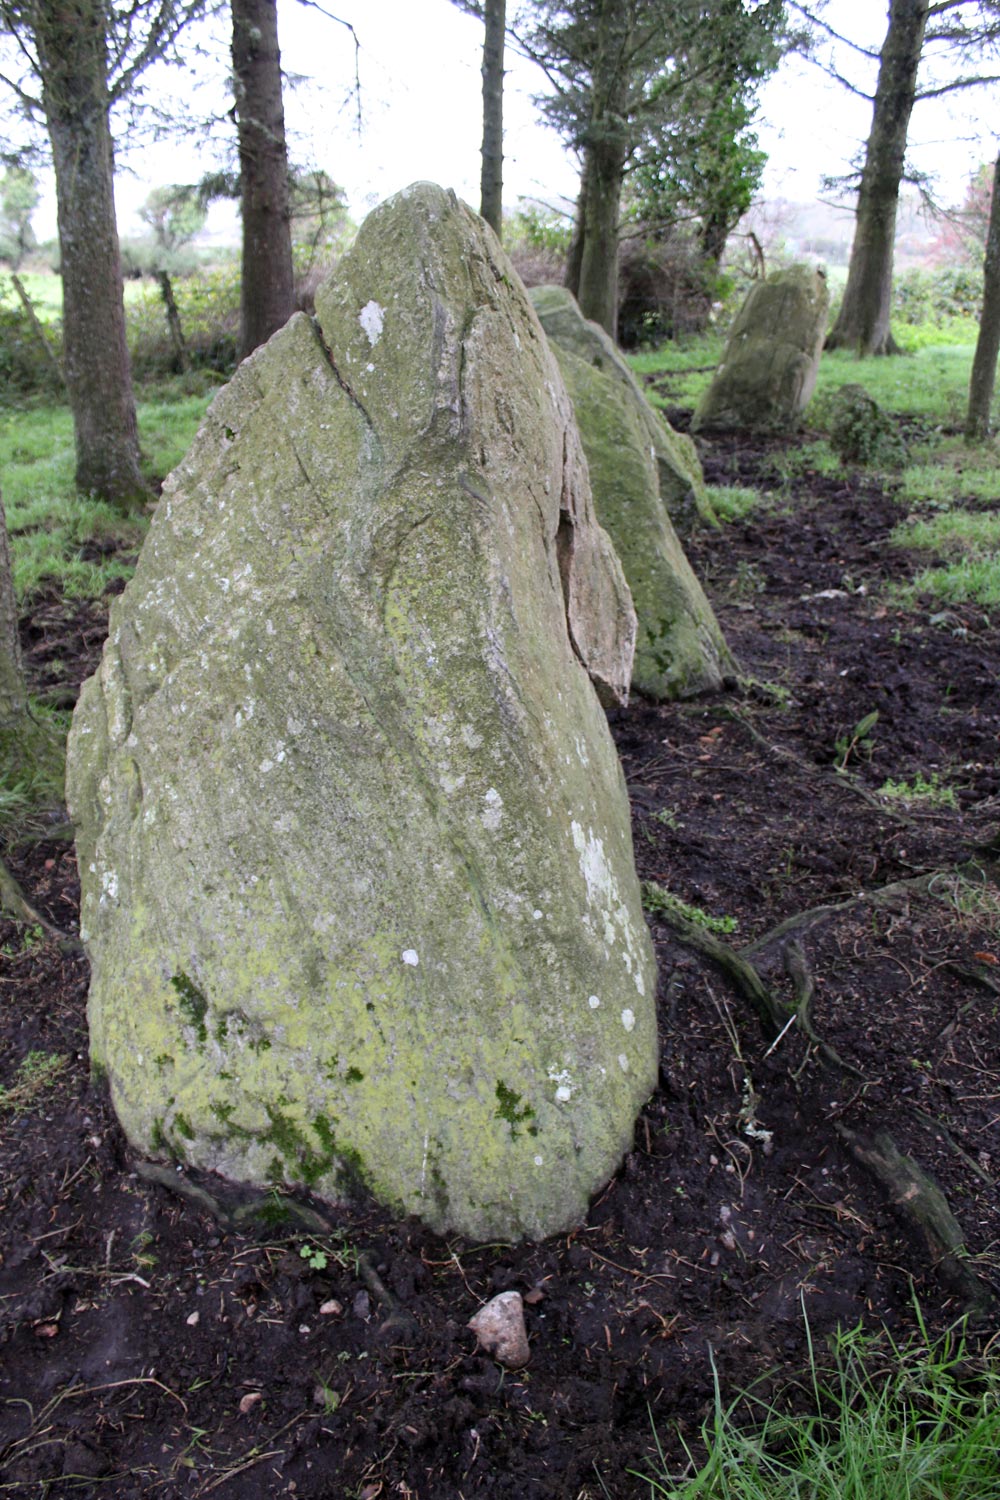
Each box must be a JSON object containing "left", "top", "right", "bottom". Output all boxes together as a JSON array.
[{"left": 1, "top": 270, "right": 152, "bottom": 319}]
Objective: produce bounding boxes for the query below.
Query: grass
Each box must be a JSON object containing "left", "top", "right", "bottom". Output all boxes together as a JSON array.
[
  {"left": 927, "top": 866, "right": 1000, "bottom": 935},
  {"left": 706, "top": 485, "right": 767, "bottom": 522},
  {"left": 0, "top": 387, "right": 210, "bottom": 602},
  {"left": 892, "top": 510, "right": 1000, "bottom": 555},
  {"left": 810, "top": 345, "right": 975, "bottom": 428},
  {"left": 636, "top": 1313, "right": 1000, "bottom": 1499},
  {"left": 891, "top": 506, "right": 1000, "bottom": 609},
  {"left": 0, "top": 1050, "right": 69, "bottom": 1114},
  {"left": 0, "top": 704, "right": 72, "bottom": 828},
  {"left": 630, "top": 335, "right": 724, "bottom": 409},
  {"left": 896, "top": 456, "right": 1000, "bottom": 509}
]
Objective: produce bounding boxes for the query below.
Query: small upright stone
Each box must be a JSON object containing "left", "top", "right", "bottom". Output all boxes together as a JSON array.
[
  {"left": 66, "top": 185, "right": 657, "bottom": 1244},
  {"left": 692, "top": 265, "right": 829, "bottom": 435}
]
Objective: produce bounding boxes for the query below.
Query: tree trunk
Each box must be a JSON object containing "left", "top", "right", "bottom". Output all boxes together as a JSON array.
[
  {"left": 232, "top": 0, "right": 295, "bottom": 359},
  {"left": 155, "top": 270, "right": 191, "bottom": 373},
  {"left": 577, "top": 137, "right": 626, "bottom": 339},
  {"left": 966, "top": 154, "right": 1000, "bottom": 442},
  {"left": 33, "top": 0, "right": 147, "bottom": 509},
  {"left": 571, "top": 0, "right": 634, "bottom": 340},
  {"left": 700, "top": 212, "right": 730, "bottom": 275},
  {"left": 564, "top": 167, "right": 588, "bottom": 300},
  {"left": 826, "top": 0, "right": 929, "bottom": 356},
  {"left": 480, "top": 0, "right": 505, "bottom": 237},
  {"left": 0, "top": 486, "right": 25, "bottom": 731}
]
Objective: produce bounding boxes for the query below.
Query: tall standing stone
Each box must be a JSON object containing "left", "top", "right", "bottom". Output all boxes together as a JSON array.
[
  {"left": 692, "top": 265, "right": 829, "bottom": 435},
  {"left": 530, "top": 286, "right": 734, "bottom": 700},
  {"left": 66, "top": 185, "right": 658, "bottom": 1243}
]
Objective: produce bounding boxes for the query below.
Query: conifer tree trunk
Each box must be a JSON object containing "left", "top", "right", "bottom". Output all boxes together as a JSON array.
[
  {"left": 232, "top": 0, "right": 295, "bottom": 358},
  {"left": 0, "top": 487, "right": 25, "bottom": 730},
  {"left": 33, "top": 0, "right": 146, "bottom": 509},
  {"left": 576, "top": 136, "right": 627, "bottom": 338},
  {"left": 480, "top": 0, "right": 505, "bottom": 236},
  {"left": 966, "top": 154, "right": 1000, "bottom": 441},
  {"left": 564, "top": 164, "right": 588, "bottom": 300},
  {"left": 826, "top": 0, "right": 929, "bottom": 356}
]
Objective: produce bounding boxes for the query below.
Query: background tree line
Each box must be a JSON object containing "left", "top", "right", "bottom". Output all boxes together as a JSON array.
[{"left": 6, "top": 0, "right": 1000, "bottom": 520}]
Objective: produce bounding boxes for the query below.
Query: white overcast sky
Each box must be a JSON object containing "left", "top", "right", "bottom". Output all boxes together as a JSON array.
[{"left": 27, "top": 0, "right": 1000, "bottom": 240}]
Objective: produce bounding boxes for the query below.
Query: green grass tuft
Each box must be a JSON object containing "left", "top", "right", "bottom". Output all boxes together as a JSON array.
[
  {"left": 635, "top": 1312, "right": 1000, "bottom": 1499},
  {"left": 706, "top": 485, "right": 767, "bottom": 523}
]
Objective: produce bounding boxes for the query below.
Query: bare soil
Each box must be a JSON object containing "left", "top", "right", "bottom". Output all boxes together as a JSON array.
[{"left": 1, "top": 424, "right": 998, "bottom": 1498}]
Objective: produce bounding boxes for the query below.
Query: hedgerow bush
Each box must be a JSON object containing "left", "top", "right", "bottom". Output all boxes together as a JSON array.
[
  {"left": 0, "top": 300, "right": 64, "bottom": 403},
  {"left": 892, "top": 266, "right": 981, "bottom": 324},
  {"left": 126, "top": 262, "right": 241, "bottom": 380}
]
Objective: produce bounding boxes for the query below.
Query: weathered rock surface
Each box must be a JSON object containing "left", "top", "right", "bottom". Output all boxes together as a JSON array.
[
  {"left": 529, "top": 286, "right": 734, "bottom": 700},
  {"left": 66, "top": 184, "right": 658, "bottom": 1243},
  {"left": 529, "top": 285, "right": 717, "bottom": 531},
  {"left": 691, "top": 265, "right": 829, "bottom": 435}
]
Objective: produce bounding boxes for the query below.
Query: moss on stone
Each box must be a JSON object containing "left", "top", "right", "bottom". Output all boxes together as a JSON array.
[{"left": 169, "top": 973, "right": 208, "bottom": 1046}]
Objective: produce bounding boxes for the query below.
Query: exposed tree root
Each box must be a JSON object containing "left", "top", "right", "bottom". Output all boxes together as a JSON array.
[
  {"left": 782, "top": 941, "right": 865, "bottom": 1079},
  {"left": 643, "top": 892, "right": 787, "bottom": 1039},
  {"left": 913, "top": 1108, "right": 996, "bottom": 1189},
  {"left": 135, "top": 1162, "right": 417, "bottom": 1335},
  {"left": 0, "top": 852, "right": 82, "bottom": 953},
  {"left": 743, "top": 865, "right": 989, "bottom": 967},
  {"left": 647, "top": 867, "right": 999, "bottom": 1311},
  {"left": 834, "top": 1124, "right": 996, "bottom": 1313}
]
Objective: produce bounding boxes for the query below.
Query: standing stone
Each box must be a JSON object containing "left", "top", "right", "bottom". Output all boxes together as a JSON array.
[
  {"left": 529, "top": 285, "right": 717, "bottom": 531},
  {"left": 66, "top": 184, "right": 658, "bottom": 1244},
  {"left": 691, "top": 265, "right": 829, "bottom": 435},
  {"left": 530, "top": 286, "right": 734, "bottom": 700}
]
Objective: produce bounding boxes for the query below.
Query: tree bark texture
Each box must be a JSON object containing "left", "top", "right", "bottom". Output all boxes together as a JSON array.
[
  {"left": 33, "top": 0, "right": 146, "bottom": 508},
  {"left": 232, "top": 0, "right": 295, "bottom": 359},
  {"left": 564, "top": 164, "right": 588, "bottom": 300},
  {"left": 826, "top": 0, "right": 929, "bottom": 356},
  {"left": 966, "top": 155, "right": 1000, "bottom": 441},
  {"left": 577, "top": 136, "right": 627, "bottom": 338},
  {"left": 573, "top": 0, "right": 636, "bottom": 339},
  {"left": 480, "top": 0, "right": 505, "bottom": 236},
  {"left": 0, "top": 486, "right": 25, "bottom": 730}
]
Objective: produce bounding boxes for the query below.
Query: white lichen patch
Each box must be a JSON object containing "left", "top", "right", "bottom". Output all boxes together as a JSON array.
[
  {"left": 621, "top": 1008, "right": 635, "bottom": 1032},
  {"left": 618, "top": 1053, "right": 630, "bottom": 1073},
  {"left": 571, "top": 821, "right": 612, "bottom": 909},
  {"left": 548, "top": 1067, "right": 573, "bottom": 1102},
  {"left": 482, "top": 787, "right": 503, "bottom": 831},
  {"left": 359, "top": 300, "right": 385, "bottom": 346},
  {"left": 401, "top": 949, "right": 419, "bottom": 967},
  {"left": 588, "top": 994, "right": 601, "bottom": 1009}
]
